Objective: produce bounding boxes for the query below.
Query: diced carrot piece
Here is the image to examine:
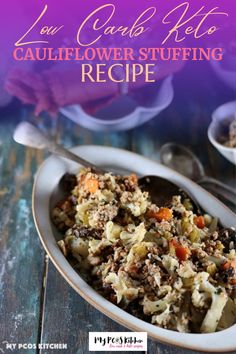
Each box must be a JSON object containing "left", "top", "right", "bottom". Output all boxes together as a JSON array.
[
  {"left": 222, "top": 262, "right": 230, "bottom": 270},
  {"left": 147, "top": 208, "right": 173, "bottom": 222},
  {"left": 222, "top": 260, "right": 236, "bottom": 270},
  {"left": 84, "top": 178, "right": 99, "bottom": 193},
  {"left": 169, "top": 239, "right": 190, "bottom": 262},
  {"left": 169, "top": 239, "right": 179, "bottom": 248},
  {"left": 194, "top": 216, "right": 205, "bottom": 229},
  {"left": 147, "top": 210, "right": 155, "bottom": 218},
  {"left": 129, "top": 174, "right": 138, "bottom": 184},
  {"left": 147, "top": 210, "right": 155, "bottom": 219},
  {"left": 175, "top": 245, "right": 190, "bottom": 262}
]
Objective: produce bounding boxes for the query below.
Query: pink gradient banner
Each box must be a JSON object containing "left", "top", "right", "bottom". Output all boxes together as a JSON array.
[{"left": 0, "top": 0, "right": 235, "bottom": 115}]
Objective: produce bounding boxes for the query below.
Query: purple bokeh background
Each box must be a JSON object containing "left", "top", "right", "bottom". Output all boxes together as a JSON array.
[{"left": 0, "top": 0, "right": 235, "bottom": 117}]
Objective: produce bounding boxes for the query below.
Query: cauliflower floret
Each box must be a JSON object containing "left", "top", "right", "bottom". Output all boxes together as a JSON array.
[
  {"left": 152, "top": 305, "right": 171, "bottom": 326},
  {"left": 126, "top": 242, "right": 153, "bottom": 263},
  {"left": 120, "top": 223, "right": 146, "bottom": 248},
  {"left": 176, "top": 313, "right": 190, "bottom": 333},
  {"left": 105, "top": 271, "right": 139, "bottom": 303},
  {"left": 143, "top": 288, "right": 177, "bottom": 315},
  {"left": 88, "top": 239, "right": 100, "bottom": 254},
  {"left": 153, "top": 272, "right": 161, "bottom": 288},
  {"left": 228, "top": 250, "right": 236, "bottom": 260},
  {"left": 193, "top": 272, "right": 216, "bottom": 293},
  {"left": 95, "top": 189, "right": 115, "bottom": 203},
  {"left": 104, "top": 221, "right": 123, "bottom": 242},
  {"left": 162, "top": 255, "right": 179, "bottom": 274},
  {"left": 121, "top": 189, "right": 148, "bottom": 216},
  {"left": 177, "top": 262, "right": 196, "bottom": 278},
  {"left": 88, "top": 239, "right": 111, "bottom": 254},
  {"left": 192, "top": 272, "right": 228, "bottom": 333},
  {"left": 100, "top": 259, "right": 113, "bottom": 278},
  {"left": 58, "top": 240, "right": 67, "bottom": 256},
  {"left": 76, "top": 201, "right": 93, "bottom": 225},
  {"left": 191, "top": 272, "right": 214, "bottom": 308},
  {"left": 174, "top": 277, "right": 183, "bottom": 291},
  {"left": 147, "top": 285, "right": 184, "bottom": 327},
  {"left": 171, "top": 195, "right": 187, "bottom": 214},
  {"left": 70, "top": 238, "right": 89, "bottom": 259},
  {"left": 142, "top": 296, "right": 167, "bottom": 315},
  {"left": 192, "top": 289, "right": 209, "bottom": 308},
  {"left": 201, "top": 290, "right": 228, "bottom": 333},
  {"left": 104, "top": 173, "right": 116, "bottom": 191},
  {"left": 158, "top": 285, "right": 172, "bottom": 297}
]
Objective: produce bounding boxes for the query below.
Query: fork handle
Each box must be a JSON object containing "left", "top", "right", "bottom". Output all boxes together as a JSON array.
[{"left": 48, "top": 143, "right": 106, "bottom": 173}]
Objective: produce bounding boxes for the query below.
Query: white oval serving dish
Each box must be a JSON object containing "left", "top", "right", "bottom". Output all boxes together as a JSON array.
[{"left": 32, "top": 145, "right": 236, "bottom": 352}]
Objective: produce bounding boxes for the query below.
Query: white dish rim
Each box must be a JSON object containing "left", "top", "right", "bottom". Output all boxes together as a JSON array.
[
  {"left": 60, "top": 76, "right": 174, "bottom": 126},
  {"left": 208, "top": 101, "right": 236, "bottom": 152},
  {"left": 208, "top": 121, "right": 236, "bottom": 152},
  {"left": 32, "top": 145, "right": 236, "bottom": 353}
]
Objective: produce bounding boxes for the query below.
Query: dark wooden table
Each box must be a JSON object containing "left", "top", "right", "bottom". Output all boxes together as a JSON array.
[{"left": 0, "top": 62, "right": 236, "bottom": 354}]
